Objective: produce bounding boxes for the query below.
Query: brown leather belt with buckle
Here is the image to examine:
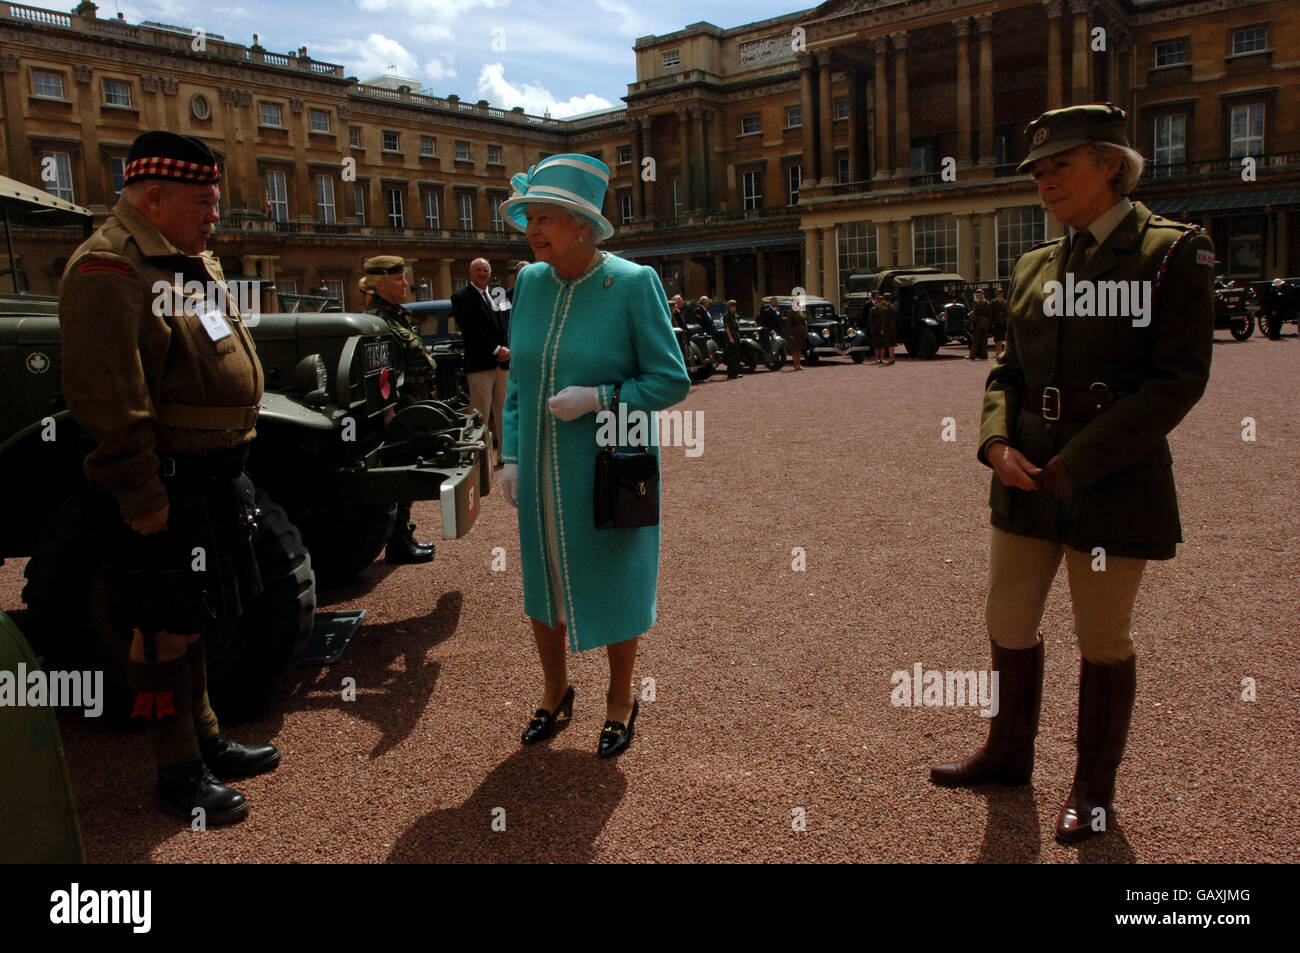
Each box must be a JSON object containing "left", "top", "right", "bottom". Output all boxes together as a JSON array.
[{"left": 1026, "top": 384, "right": 1119, "bottom": 422}]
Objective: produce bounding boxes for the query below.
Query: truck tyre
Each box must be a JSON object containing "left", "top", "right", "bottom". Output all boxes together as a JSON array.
[
  {"left": 288, "top": 494, "right": 397, "bottom": 587},
  {"left": 913, "top": 326, "right": 939, "bottom": 359},
  {"left": 22, "top": 488, "right": 315, "bottom": 724},
  {"left": 1230, "top": 313, "right": 1254, "bottom": 341}
]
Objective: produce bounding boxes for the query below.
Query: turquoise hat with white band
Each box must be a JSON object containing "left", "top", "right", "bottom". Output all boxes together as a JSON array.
[{"left": 499, "top": 153, "right": 614, "bottom": 242}]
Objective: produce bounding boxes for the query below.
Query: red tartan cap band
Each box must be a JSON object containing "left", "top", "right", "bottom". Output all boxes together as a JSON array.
[{"left": 123, "top": 155, "right": 221, "bottom": 186}]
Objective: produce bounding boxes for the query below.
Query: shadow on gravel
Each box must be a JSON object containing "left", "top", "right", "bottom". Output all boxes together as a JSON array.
[
  {"left": 974, "top": 787, "right": 1043, "bottom": 863},
  {"left": 1072, "top": 822, "right": 1135, "bottom": 864},
  {"left": 387, "top": 747, "right": 627, "bottom": 863},
  {"left": 265, "top": 591, "right": 463, "bottom": 758},
  {"left": 317, "top": 559, "right": 400, "bottom": 601}
]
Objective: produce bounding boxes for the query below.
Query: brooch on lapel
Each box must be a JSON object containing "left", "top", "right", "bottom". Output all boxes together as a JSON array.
[{"left": 603, "top": 276, "right": 614, "bottom": 289}]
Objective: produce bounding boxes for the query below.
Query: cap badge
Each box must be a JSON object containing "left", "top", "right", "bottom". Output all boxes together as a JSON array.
[{"left": 1032, "top": 127, "right": 1049, "bottom": 146}]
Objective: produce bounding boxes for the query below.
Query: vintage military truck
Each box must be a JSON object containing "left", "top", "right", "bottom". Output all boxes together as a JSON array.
[
  {"left": 845, "top": 268, "right": 969, "bottom": 358},
  {"left": 1213, "top": 278, "right": 1254, "bottom": 340},
  {"left": 0, "top": 174, "right": 489, "bottom": 719}
]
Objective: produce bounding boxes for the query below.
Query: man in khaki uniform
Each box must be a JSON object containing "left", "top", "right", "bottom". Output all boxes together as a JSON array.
[
  {"left": 930, "top": 104, "right": 1214, "bottom": 843},
  {"left": 989, "top": 286, "right": 1009, "bottom": 358},
  {"left": 968, "top": 289, "right": 991, "bottom": 359},
  {"left": 59, "top": 131, "right": 279, "bottom": 826},
  {"left": 361, "top": 256, "right": 438, "bottom": 564}
]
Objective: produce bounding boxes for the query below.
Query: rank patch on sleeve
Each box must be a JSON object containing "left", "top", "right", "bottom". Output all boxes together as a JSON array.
[
  {"left": 1195, "top": 249, "right": 1216, "bottom": 268},
  {"left": 79, "top": 260, "right": 132, "bottom": 275}
]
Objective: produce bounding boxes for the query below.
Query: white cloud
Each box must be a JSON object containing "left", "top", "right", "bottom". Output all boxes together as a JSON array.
[
  {"left": 592, "top": 0, "right": 647, "bottom": 35},
  {"left": 313, "top": 33, "right": 423, "bottom": 83},
  {"left": 424, "top": 56, "right": 457, "bottom": 82},
  {"left": 475, "top": 63, "right": 613, "bottom": 118}
]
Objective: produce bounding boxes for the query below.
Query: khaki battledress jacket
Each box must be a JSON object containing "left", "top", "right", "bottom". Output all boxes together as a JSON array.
[
  {"left": 59, "top": 200, "right": 263, "bottom": 522},
  {"left": 978, "top": 201, "right": 1214, "bottom": 560}
]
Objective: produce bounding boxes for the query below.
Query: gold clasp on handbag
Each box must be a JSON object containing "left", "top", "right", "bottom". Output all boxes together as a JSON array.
[{"left": 636, "top": 481, "right": 646, "bottom": 496}]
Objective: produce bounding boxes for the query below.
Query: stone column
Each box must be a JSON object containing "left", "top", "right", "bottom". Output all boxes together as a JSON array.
[
  {"left": 897, "top": 217, "right": 914, "bottom": 266},
  {"left": 439, "top": 258, "right": 454, "bottom": 298},
  {"left": 872, "top": 37, "right": 890, "bottom": 180},
  {"left": 977, "top": 13, "right": 996, "bottom": 166},
  {"left": 699, "top": 107, "right": 714, "bottom": 209},
  {"left": 1044, "top": 0, "right": 1063, "bottom": 110},
  {"left": 1070, "top": 0, "right": 1091, "bottom": 105},
  {"left": 713, "top": 252, "right": 725, "bottom": 299},
  {"left": 816, "top": 49, "right": 836, "bottom": 186},
  {"left": 692, "top": 107, "right": 710, "bottom": 210},
  {"left": 803, "top": 227, "right": 821, "bottom": 297},
  {"left": 979, "top": 213, "right": 997, "bottom": 280},
  {"left": 823, "top": 226, "right": 840, "bottom": 308},
  {"left": 955, "top": 20, "right": 972, "bottom": 170},
  {"left": 676, "top": 107, "right": 692, "bottom": 214},
  {"left": 958, "top": 214, "right": 976, "bottom": 279},
  {"left": 799, "top": 53, "right": 819, "bottom": 183},
  {"left": 877, "top": 221, "right": 895, "bottom": 267},
  {"left": 1273, "top": 211, "right": 1288, "bottom": 278},
  {"left": 891, "top": 32, "right": 910, "bottom": 179}
]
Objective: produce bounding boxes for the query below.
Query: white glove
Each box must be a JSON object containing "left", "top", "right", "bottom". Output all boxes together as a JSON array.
[
  {"left": 501, "top": 464, "right": 519, "bottom": 507},
  {"left": 547, "top": 385, "right": 600, "bottom": 422}
]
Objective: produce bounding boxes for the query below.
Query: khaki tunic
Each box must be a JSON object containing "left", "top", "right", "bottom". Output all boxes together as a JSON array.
[
  {"left": 978, "top": 202, "right": 1214, "bottom": 560},
  {"left": 59, "top": 200, "right": 263, "bottom": 523},
  {"left": 365, "top": 296, "right": 436, "bottom": 406}
]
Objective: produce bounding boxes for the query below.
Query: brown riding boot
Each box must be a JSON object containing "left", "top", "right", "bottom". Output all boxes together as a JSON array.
[
  {"left": 930, "top": 640, "right": 1044, "bottom": 786},
  {"left": 1055, "top": 655, "right": 1137, "bottom": 843}
]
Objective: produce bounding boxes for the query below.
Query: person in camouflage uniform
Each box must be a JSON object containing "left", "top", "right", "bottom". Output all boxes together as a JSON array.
[{"left": 361, "top": 255, "right": 438, "bottom": 564}]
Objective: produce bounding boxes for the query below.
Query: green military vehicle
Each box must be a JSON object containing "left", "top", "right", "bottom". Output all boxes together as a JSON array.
[
  {"left": 0, "top": 174, "right": 489, "bottom": 719},
  {"left": 845, "top": 268, "right": 970, "bottom": 358}
]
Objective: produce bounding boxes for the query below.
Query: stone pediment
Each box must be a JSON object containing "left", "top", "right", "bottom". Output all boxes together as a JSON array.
[{"left": 803, "top": 0, "right": 978, "bottom": 27}]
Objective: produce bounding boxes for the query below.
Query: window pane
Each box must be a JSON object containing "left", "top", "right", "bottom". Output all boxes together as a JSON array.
[
  {"left": 354, "top": 185, "right": 366, "bottom": 225},
  {"left": 458, "top": 193, "right": 473, "bottom": 230},
  {"left": 456, "top": 141, "right": 470, "bottom": 160},
  {"left": 490, "top": 195, "right": 503, "bottom": 231},
  {"left": 350, "top": 128, "right": 362, "bottom": 148},
  {"left": 788, "top": 164, "right": 803, "bottom": 205},
  {"left": 997, "top": 206, "right": 1046, "bottom": 278},
  {"left": 386, "top": 188, "right": 405, "bottom": 227},
  {"left": 424, "top": 192, "right": 440, "bottom": 228},
  {"left": 383, "top": 131, "right": 399, "bottom": 151},
  {"left": 742, "top": 170, "right": 762, "bottom": 211},
  {"left": 261, "top": 103, "right": 281, "bottom": 126},
  {"left": 104, "top": 81, "right": 131, "bottom": 107},
  {"left": 316, "top": 176, "right": 336, "bottom": 224},
  {"left": 912, "top": 213, "right": 958, "bottom": 272},
  {"left": 837, "top": 221, "right": 878, "bottom": 301},
  {"left": 786, "top": 105, "right": 802, "bottom": 128},
  {"left": 42, "top": 152, "right": 74, "bottom": 201},
  {"left": 34, "top": 71, "right": 64, "bottom": 98},
  {"left": 110, "top": 156, "right": 127, "bottom": 198},
  {"left": 266, "top": 171, "right": 288, "bottom": 221},
  {"left": 311, "top": 110, "right": 331, "bottom": 133}
]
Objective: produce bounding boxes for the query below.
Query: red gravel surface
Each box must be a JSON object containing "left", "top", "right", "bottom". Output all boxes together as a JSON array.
[{"left": 3, "top": 330, "right": 1297, "bottom": 863}]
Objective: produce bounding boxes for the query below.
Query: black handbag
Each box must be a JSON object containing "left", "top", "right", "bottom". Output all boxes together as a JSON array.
[{"left": 593, "top": 385, "right": 660, "bottom": 530}]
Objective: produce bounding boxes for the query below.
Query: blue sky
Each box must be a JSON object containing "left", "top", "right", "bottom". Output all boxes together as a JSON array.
[{"left": 72, "top": 0, "right": 807, "bottom": 117}]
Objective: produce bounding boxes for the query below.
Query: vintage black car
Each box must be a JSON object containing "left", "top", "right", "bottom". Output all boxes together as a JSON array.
[
  {"left": 409, "top": 297, "right": 470, "bottom": 399},
  {"left": 1213, "top": 278, "right": 1254, "bottom": 340},
  {"left": 765, "top": 294, "right": 868, "bottom": 364},
  {"left": 1249, "top": 278, "right": 1300, "bottom": 338}
]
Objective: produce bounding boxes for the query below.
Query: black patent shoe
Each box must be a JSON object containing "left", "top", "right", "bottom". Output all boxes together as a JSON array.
[
  {"left": 200, "top": 733, "right": 281, "bottom": 780},
  {"left": 156, "top": 759, "right": 249, "bottom": 827},
  {"left": 386, "top": 537, "right": 436, "bottom": 564},
  {"left": 521, "top": 685, "right": 574, "bottom": 745},
  {"left": 597, "top": 699, "right": 639, "bottom": 759}
]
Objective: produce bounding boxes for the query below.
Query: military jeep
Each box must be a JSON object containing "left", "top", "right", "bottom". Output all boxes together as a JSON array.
[
  {"left": 1213, "top": 278, "right": 1254, "bottom": 340},
  {"left": 0, "top": 174, "right": 489, "bottom": 719}
]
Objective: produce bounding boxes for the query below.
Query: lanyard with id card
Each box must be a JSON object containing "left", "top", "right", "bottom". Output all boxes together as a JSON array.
[{"left": 198, "top": 307, "right": 234, "bottom": 343}]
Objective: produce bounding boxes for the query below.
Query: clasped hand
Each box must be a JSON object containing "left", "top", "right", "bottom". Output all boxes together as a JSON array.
[
  {"left": 547, "top": 385, "right": 600, "bottom": 421},
  {"left": 989, "top": 443, "right": 1078, "bottom": 503}
]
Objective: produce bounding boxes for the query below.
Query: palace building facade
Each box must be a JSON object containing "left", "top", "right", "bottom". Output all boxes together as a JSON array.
[{"left": 1, "top": 0, "right": 1296, "bottom": 319}]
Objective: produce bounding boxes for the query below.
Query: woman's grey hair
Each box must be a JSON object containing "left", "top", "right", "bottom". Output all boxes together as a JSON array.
[
  {"left": 1088, "top": 142, "right": 1145, "bottom": 196},
  {"left": 560, "top": 206, "right": 598, "bottom": 245}
]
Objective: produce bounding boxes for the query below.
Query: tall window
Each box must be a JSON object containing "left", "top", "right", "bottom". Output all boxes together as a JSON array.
[
  {"left": 1153, "top": 115, "right": 1186, "bottom": 169},
  {"left": 310, "top": 109, "right": 332, "bottom": 133},
  {"left": 837, "top": 156, "right": 850, "bottom": 184},
  {"left": 617, "top": 145, "right": 632, "bottom": 165},
  {"left": 315, "top": 175, "right": 336, "bottom": 224},
  {"left": 33, "top": 70, "right": 64, "bottom": 98},
  {"left": 997, "top": 207, "right": 1046, "bottom": 278},
  {"left": 103, "top": 80, "right": 132, "bottom": 107},
  {"left": 488, "top": 145, "right": 503, "bottom": 164},
  {"left": 423, "top": 191, "right": 440, "bottom": 228},
  {"left": 911, "top": 145, "right": 938, "bottom": 173},
  {"left": 350, "top": 127, "right": 362, "bottom": 148},
  {"left": 385, "top": 187, "right": 405, "bottom": 227},
  {"left": 742, "top": 170, "right": 763, "bottom": 211},
  {"left": 1154, "top": 39, "right": 1188, "bottom": 67},
  {"left": 42, "top": 152, "right": 74, "bottom": 202},
  {"left": 458, "top": 192, "right": 474, "bottom": 230},
  {"left": 490, "top": 194, "right": 504, "bottom": 232},
  {"left": 455, "top": 141, "right": 471, "bottom": 161},
  {"left": 382, "top": 130, "right": 400, "bottom": 151},
  {"left": 834, "top": 98, "right": 849, "bottom": 120},
  {"left": 109, "top": 156, "right": 127, "bottom": 199},
  {"left": 785, "top": 105, "right": 802, "bottom": 128},
  {"left": 266, "top": 170, "right": 288, "bottom": 222},
  {"left": 421, "top": 136, "right": 436, "bottom": 157},
  {"left": 740, "top": 114, "right": 760, "bottom": 135},
  {"left": 1229, "top": 103, "right": 1265, "bottom": 157},
  {"left": 322, "top": 280, "right": 345, "bottom": 307},
  {"left": 837, "top": 222, "right": 877, "bottom": 301},
  {"left": 673, "top": 178, "right": 683, "bottom": 218},
  {"left": 619, "top": 191, "right": 634, "bottom": 224},
  {"left": 1231, "top": 27, "right": 1266, "bottom": 55},
  {"left": 260, "top": 102, "right": 283, "bottom": 127},
  {"left": 913, "top": 213, "right": 958, "bottom": 272},
  {"left": 354, "top": 185, "right": 366, "bottom": 225},
  {"left": 787, "top": 164, "right": 803, "bottom": 205}
]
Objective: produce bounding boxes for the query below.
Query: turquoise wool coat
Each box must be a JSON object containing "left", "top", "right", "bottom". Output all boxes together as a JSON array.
[{"left": 502, "top": 253, "right": 691, "bottom": 651}]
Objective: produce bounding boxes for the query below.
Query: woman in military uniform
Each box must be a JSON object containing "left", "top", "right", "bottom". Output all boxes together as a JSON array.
[
  {"left": 930, "top": 104, "right": 1215, "bottom": 843},
  {"left": 786, "top": 299, "right": 808, "bottom": 371}
]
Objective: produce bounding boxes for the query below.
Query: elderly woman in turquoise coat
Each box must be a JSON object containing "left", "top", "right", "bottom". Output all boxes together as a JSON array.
[{"left": 498, "top": 154, "right": 690, "bottom": 758}]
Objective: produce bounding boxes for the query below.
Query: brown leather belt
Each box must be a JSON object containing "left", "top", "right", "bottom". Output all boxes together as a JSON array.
[{"left": 1026, "top": 385, "right": 1119, "bottom": 422}]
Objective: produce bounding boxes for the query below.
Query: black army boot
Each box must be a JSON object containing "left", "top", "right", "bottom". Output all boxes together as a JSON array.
[
  {"left": 200, "top": 734, "right": 281, "bottom": 780},
  {"left": 930, "top": 640, "right": 1044, "bottom": 786},
  {"left": 1055, "top": 655, "right": 1137, "bottom": 843},
  {"left": 156, "top": 759, "right": 249, "bottom": 827},
  {"left": 386, "top": 536, "right": 436, "bottom": 564}
]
